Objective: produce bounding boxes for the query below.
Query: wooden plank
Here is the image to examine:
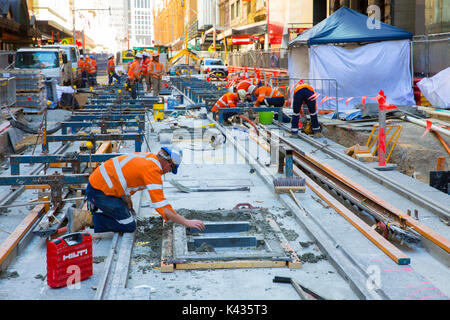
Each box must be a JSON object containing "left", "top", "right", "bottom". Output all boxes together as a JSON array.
[
  {"left": 266, "top": 217, "right": 302, "bottom": 269},
  {"left": 175, "top": 260, "right": 286, "bottom": 271},
  {"left": 0, "top": 204, "right": 46, "bottom": 267}
]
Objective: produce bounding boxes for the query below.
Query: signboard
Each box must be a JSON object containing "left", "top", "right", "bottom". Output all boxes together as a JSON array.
[
  {"left": 61, "top": 38, "right": 73, "bottom": 45},
  {"left": 231, "top": 36, "right": 254, "bottom": 45},
  {"left": 288, "top": 28, "right": 310, "bottom": 34},
  {"left": 268, "top": 0, "right": 286, "bottom": 45}
]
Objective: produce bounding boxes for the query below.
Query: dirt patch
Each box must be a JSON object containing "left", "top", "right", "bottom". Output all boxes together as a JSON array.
[
  {"left": 280, "top": 227, "right": 299, "bottom": 241},
  {"left": 93, "top": 256, "right": 107, "bottom": 264},
  {"left": 299, "top": 241, "right": 315, "bottom": 248},
  {"left": 196, "top": 242, "right": 216, "bottom": 252},
  {"left": 0, "top": 271, "right": 19, "bottom": 279},
  {"left": 299, "top": 253, "right": 327, "bottom": 264}
]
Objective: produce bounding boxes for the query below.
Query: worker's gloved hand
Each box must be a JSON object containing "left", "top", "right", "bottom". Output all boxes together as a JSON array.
[{"left": 186, "top": 219, "right": 205, "bottom": 231}]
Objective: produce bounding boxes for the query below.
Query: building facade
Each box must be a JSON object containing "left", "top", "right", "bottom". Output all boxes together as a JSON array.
[
  {"left": 330, "top": 0, "right": 449, "bottom": 35},
  {"left": 128, "top": 0, "right": 152, "bottom": 47}
]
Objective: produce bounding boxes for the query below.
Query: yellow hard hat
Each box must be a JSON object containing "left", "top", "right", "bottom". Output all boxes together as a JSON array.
[{"left": 86, "top": 141, "right": 94, "bottom": 149}]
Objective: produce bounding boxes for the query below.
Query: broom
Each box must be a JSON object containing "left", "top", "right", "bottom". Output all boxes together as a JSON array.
[{"left": 273, "top": 177, "right": 306, "bottom": 194}]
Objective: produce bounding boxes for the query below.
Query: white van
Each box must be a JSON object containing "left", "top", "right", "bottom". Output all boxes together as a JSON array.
[
  {"left": 14, "top": 48, "right": 65, "bottom": 84},
  {"left": 41, "top": 44, "right": 81, "bottom": 86},
  {"left": 199, "top": 58, "right": 228, "bottom": 77}
]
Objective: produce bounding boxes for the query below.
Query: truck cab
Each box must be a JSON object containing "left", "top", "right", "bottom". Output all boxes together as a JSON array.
[
  {"left": 41, "top": 44, "right": 81, "bottom": 86},
  {"left": 14, "top": 48, "right": 65, "bottom": 84},
  {"left": 199, "top": 58, "right": 228, "bottom": 78}
]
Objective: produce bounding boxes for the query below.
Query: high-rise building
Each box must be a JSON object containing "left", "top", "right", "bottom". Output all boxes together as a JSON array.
[{"left": 128, "top": 0, "right": 152, "bottom": 47}]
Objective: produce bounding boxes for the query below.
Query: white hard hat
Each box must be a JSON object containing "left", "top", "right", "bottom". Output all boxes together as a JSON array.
[
  {"left": 135, "top": 52, "right": 143, "bottom": 59},
  {"left": 237, "top": 89, "right": 248, "bottom": 101},
  {"left": 248, "top": 85, "right": 257, "bottom": 94},
  {"left": 143, "top": 52, "right": 150, "bottom": 57},
  {"left": 108, "top": 54, "right": 114, "bottom": 59}
]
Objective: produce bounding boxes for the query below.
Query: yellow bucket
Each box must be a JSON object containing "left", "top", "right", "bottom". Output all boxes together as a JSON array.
[{"left": 153, "top": 104, "right": 164, "bottom": 120}]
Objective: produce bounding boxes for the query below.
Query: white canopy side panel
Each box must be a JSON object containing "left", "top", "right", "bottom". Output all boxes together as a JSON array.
[
  {"left": 288, "top": 46, "right": 310, "bottom": 104},
  {"left": 308, "top": 40, "right": 415, "bottom": 110}
]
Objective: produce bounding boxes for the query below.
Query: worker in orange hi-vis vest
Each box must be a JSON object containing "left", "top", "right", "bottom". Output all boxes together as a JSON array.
[
  {"left": 211, "top": 92, "right": 241, "bottom": 123},
  {"left": 127, "top": 53, "right": 143, "bottom": 99},
  {"left": 67, "top": 146, "right": 205, "bottom": 233},
  {"left": 148, "top": 51, "right": 165, "bottom": 96},
  {"left": 79, "top": 55, "right": 88, "bottom": 88},
  {"left": 251, "top": 85, "right": 285, "bottom": 107},
  {"left": 291, "top": 80, "right": 322, "bottom": 138},
  {"left": 140, "top": 52, "right": 152, "bottom": 93},
  {"left": 107, "top": 54, "right": 121, "bottom": 85}
]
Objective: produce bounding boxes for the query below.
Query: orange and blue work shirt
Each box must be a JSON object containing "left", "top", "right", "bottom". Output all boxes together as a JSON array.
[
  {"left": 149, "top": 61, "right": 165, "bottom": 79},
  {"left": 141, "top": 57, "right": 151, "bottom": 76},
  {"left": 89, "top": 153, "right": 175, "bottom": 221},
  {"left": 79, "top": 59, "right": 87, "bottom": 73},
  {"left": 107, "top": 59, "right": 116, "bottom": 74},
  {"left": 235, "top": 78, "right": 258, "bottom": 93},
  {"left": 211, "top": 92, "right": 238, "bottom": 112},
  {"left": 85, "top": 57, "right": 97, "bottom": 74},
  {"left": 254, "top": 86, "right": 283, "bottom": 106},
  {"left": 127, "top": 60, "right": 141, "bottom": 81}
]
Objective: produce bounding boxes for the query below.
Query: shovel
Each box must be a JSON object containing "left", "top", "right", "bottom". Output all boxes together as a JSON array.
[{"left": 169, "top": 179, "right": 250, "bottom": 193}]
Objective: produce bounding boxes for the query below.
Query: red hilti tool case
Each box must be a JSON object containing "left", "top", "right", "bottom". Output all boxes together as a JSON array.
[{"left": 47, "top": 232, "right": 93, "bottom": 288}]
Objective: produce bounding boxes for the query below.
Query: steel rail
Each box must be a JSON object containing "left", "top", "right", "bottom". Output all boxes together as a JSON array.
[
  {"left": 267, "top": 128, "right": 450, "bottom": 254},
  {"left": 277, "top": 123, "right": 450, "bottom": 222}
]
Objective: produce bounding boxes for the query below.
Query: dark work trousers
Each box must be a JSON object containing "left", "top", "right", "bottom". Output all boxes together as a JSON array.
[
  {"left": 85, "top": 183, "right": 136, "bottom": 233},
  {"left": 87, "top": 73, "right": 96, "bottom": 87},
  {"left": 292, "top": 88, "right": 321, "bottom": 134},
  {"left": 81, "top": 71, "right": 87, "bottom": 88},
  {"left": 108, "top": 71, "right": 121, "bottom": 85},
  {"left": 264, "top": 97, "right": 285, "bottom": 107}
]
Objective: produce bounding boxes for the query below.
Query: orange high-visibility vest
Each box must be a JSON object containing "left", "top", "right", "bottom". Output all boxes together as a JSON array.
[
  {"left": 211, "top": 92, "right": 238, "bottom": 112},
  {"left": 85, "top": 58, "right": 96, "bottom": 74},
  {"left": 254, "top": 86, "right": 283, "bottom": 106},
  {"left": 235, "top": 78, "right": 258, "bottom": 93},
  {"left": 89, "top": 153, "right": 175, "bottom": 221},
  {"left": 141, "top": 57, "right": 151, "bottom": 76},
  {"left": 127, "top": 60, "right": 141, "bottom": 81},
  {"left": 149, "top": 61, "right": 164, "bottom": 79},
  {"left": 79, "top": 60, "right": 87, "bottom": 73},
  {"left": 107, "top": 59, "right": 115, "bottom": 74},
  {"left": 293, "top": 83, "right": 315, "bottom": 94}
]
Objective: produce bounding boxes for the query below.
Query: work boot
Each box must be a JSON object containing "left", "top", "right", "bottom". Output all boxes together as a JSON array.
[
  {"left": 313, "top": 132, "right": 323, "bottom": 138},
  {"left": 67, "top": 207, "right": 93, "bottom": 233}
]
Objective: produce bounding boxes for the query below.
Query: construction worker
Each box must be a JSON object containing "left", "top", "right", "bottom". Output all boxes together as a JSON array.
[
  {"left": 141, "top": 52, "right": 152, "bottom": 93},
  {"left": 211, "top": 92, "right": 240, "bottom": 123},
  {"left": 149, "top": 52, "right": 165, "bottom": 96},
  {"left": 85, "top": 55, "right": 97, "bottom": 87},
  {"left": 107, "top": 54, "right": 121, "bottom": 85},
  {"left": 91, "top": 55, "right": 98, "bottom": 86},
  {"left": 234, "top": 78, "right": 260, "bottom": 94},
  {"left": 251, "top": 85, "right": 285, "bottom": 107},
  {"left": 127, "top": 53, "right": 143, "bottom": 99},
  {"left": 67, "top": 147, "right": 205, "bottom": 233},
  {"left": 79, "top": 55, "right": 88, "bottom": 88},
  {"left": 291, "top": 80, "right": 322, "bottom": 137}
]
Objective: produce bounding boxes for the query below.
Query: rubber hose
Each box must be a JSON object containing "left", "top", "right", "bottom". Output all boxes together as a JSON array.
[{"left": 10, "top": 120, "right": 63, "bottom": 135}]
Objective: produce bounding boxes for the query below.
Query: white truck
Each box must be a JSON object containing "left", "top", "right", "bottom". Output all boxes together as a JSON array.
[
  {"left": 41, "top": 44, "right": 81, "bottom": 86},
  {"left": 14, "top": 47, "right": 66, "bottom": 85},
  {"left": 199, "top": 58, "right": 228, "bottom": 78}
]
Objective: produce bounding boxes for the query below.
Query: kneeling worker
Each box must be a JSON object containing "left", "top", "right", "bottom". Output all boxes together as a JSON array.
[
  {"left": 291, "top": 80, "right": 322, "bottom": 137},
  {"left": 67, "top": 146, "right": 205, "bottom": 233},
  {"left": 211, "top": 91, "right": 240, "bottom": 123},
  {"left": 251, "top": 85, "right": 285, "bottom": 107}
]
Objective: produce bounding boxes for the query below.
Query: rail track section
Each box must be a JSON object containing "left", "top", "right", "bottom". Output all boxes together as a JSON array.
[{"left": 208, "top": 112, "right": 450, "bottom": 300}]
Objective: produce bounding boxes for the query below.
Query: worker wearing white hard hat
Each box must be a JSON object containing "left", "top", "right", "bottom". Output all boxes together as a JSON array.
[
  {"left": 141, "top": 52, "right": 152, "bottom": 93},
  {"left": 68, "top": 146, "right": 205, "bottom": 233},
  {"left": 127, "top": 53, "right": 143, "bottom": 99},
  {"left": 149, "top": 51, "right": 165, "bottom": 96}
]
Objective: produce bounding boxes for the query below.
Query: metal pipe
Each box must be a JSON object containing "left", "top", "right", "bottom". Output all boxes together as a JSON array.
[{"left": 402, "top": 115, "right": 450, "bottom": 138}]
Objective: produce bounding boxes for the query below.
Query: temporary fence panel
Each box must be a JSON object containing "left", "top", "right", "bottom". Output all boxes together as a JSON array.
[
  {"left": 0, "top": 77, "right": 16, "bottom": 107},
  {"left": 413, "top": 33, "right": 450, "bottom": 77}
]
